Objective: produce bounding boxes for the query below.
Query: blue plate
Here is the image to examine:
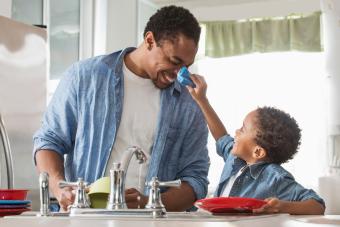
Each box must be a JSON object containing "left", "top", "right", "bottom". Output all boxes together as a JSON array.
[{"left": 0, "top": 200, "right": 31, "bottom": 205}]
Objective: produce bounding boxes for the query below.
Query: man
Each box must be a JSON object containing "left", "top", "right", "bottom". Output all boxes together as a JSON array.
[{"left": 33, "top": 5, "right": 209, "bottom": 211}]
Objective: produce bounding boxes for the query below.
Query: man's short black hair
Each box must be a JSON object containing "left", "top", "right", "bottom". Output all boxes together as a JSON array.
[
  {"left": 254, "top": 107, "right": 301, "bottom": 165},
  {"left": 143, "top": 5, "right": 201, "bottom": 45}
]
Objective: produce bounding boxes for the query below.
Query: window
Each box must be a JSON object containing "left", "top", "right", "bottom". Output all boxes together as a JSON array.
[
  {"left": 192, "top": 52, "right": 327, "bottom": 195},
  {"left": 49, "top": 0, "right": 80, "bottom": 80}
]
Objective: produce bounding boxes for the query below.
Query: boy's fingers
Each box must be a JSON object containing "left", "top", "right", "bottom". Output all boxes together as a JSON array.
[
  {"left": 190, "top": 74, "right": 203, "bottom": 85},
  {"left": 186, "top": 86, "right": 194, "bottom": 93}
]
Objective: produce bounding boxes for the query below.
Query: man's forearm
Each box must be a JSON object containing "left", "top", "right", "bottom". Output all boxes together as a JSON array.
[
  {"left": 35, "top": 149, "right": 65, "bottom": 189},
  {"left": 161, "top": 182, "right": 196, "bottom": 211}
]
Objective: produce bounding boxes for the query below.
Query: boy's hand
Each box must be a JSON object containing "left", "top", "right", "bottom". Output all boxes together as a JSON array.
[
  {"left": 186, "top": 74, "right": 208, "bottom": 104},
  {"left": 252, "top": 197, "right": 281, "bottom": 214}
]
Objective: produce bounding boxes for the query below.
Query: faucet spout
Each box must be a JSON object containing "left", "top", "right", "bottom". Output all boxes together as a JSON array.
[
  {"left": 107, "top": 146, "right": 147, "bottom": 210},
  {"left": 38, "top": 172, "right": 50, "bottom": 216},
  {"left": 120, "top": 146, "right": 148, "bottom": 172}
]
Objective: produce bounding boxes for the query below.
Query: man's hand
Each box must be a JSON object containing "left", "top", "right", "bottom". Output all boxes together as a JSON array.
[
  {"left": 50, "top": 179, "right": 75, "bottom": 211},
  {"left": 252, "top": 197, "right": 281, "bottom": 214},
  {"left": 125, "top": 188, "right": 148, "bottom": 209},
  {"left": 35, "top": 150, "right": 76, "bottom": 211}
]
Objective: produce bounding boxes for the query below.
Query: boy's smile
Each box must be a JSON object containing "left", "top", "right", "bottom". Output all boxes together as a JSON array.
[{"left": 231, "top": 110, "right": 265, "bottom": 164}]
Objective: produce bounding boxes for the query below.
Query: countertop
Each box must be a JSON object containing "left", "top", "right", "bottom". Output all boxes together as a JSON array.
[{"left": 1, "top": 212, "right": 340, "bottom": 227}]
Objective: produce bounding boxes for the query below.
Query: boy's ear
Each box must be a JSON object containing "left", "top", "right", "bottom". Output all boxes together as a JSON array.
[
  {"left": 144, "top": 31, "right": 155, "bottom": 50},
  {"left": 253, "top": 146, "right": 267, "bottom": 160}
]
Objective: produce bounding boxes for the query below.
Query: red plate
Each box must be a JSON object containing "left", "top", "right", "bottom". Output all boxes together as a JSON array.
[
  {"left": 195, "top": 197, "right": 267, "bottom": 213},
  {"left": 0, "top": 208, "right": 31, "bottom": 217},
  {"left": 0, "top": 189, "right": 28, "bottom": 200}
]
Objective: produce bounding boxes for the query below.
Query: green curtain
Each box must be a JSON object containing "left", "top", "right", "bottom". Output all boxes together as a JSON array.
[{"left": 203, "top": 11, "right": 321, "bottom": 58}]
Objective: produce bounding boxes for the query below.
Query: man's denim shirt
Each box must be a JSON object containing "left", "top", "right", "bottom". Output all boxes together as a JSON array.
[
  {"left": 33, "top": 47, "right": 210, "bottom": 199},
  {"left": 214, "top": 135, "right": 325, "bottom": 206}
]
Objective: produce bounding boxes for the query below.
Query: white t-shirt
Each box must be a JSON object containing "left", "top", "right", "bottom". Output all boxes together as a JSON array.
[
  {"left": 221, "top": 165, "right": 248, "bottom": 197},
  {"left": 104, "top": 61, "right": 160, "bottom": 192}
]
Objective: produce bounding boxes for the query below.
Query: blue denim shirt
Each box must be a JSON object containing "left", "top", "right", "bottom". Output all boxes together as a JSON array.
[
  {"left": 214, "top": 135, "right": 325, "bottom": 206},
  {"left": 33, "top": 47, "right": 209, "bottom": 199}
]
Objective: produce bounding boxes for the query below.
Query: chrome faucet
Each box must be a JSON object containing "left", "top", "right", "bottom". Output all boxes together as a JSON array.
[
  {"left": 107, "top": 146, "right": 147, "bottom": 210},
  {"left": 145, "top": 177, "right": 181, "bottom": 217},
  {"left": 38, "top": 172, "right": 50, "bottom": 216},
  {"left": 0, "top": 114, "right": 14, "bottom": 189}
]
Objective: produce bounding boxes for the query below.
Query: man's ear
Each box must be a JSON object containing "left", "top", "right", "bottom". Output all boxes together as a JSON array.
[
  {"left": 144, "top": 31, "right": 155, "bottom": 50},
  {"left": 253, "top": 146, "right": 266, "bottom": 160}
]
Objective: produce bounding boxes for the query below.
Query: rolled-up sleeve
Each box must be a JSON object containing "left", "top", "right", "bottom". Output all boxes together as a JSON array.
[
  {"left": 177, "top": 109, "right": 210, "bottom": 200},
  {"left": 33, "top": 63, "right": 79, "bottom": 164},
  {"left": 216, "top": 134, "right": 234, "bottom": 161}
]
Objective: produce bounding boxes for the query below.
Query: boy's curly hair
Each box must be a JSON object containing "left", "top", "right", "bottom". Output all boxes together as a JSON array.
[
  {"left": 254, "top": 107, "right": 301, "bottom": 164},
  {"left": 143, "top": 5, "right": 201, "bottom": 45}
]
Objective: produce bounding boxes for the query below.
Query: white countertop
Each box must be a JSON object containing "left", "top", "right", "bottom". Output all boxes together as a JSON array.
[{"left": 1, "top": 212, "right": 340, "bottom": 227}]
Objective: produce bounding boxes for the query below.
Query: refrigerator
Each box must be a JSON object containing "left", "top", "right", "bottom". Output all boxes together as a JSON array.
[{"left": 0, "top": 15, "right": 47, "bottom": 210}]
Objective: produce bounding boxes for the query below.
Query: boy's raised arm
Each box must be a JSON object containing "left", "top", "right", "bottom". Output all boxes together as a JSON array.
[{"left": 187, "top": 74, "right": 228, "bottom": 141}]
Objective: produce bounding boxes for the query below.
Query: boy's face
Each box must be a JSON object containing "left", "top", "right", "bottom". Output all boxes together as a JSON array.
[
  {"left": 143, "top": 32, "right": 197, "bottom": 89},
  {"left": 231, "top": 110, "right": 265, "bottom": 163}
]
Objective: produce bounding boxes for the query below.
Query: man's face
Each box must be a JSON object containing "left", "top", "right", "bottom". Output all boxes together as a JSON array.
[{"left": 144, "top": 32, "right": 198, "bottom": 89}]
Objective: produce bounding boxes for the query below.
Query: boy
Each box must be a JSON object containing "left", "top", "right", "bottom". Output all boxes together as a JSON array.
[{"left": 186, "top": 74, "right": 325, "bottom": 215}]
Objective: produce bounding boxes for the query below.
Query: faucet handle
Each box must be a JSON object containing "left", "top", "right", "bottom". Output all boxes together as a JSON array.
[
  {"left": 158, "top": 179, "right": 181, "bottom": 188},
  {"left": 146, "top": 177, "right": 181, "bottom": 189},
  {"left": 58, "top": 178, "right": 89, "bottom": 189},
  {"left": 58, "top": 178, "right": 91, "bottom": 209},
  {"left": 145, "top": 177, "right": 181, "bottom": 217}
]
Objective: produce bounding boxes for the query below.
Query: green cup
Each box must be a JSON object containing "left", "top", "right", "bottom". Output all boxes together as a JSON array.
[{"left": 88, "top": 177, "right": 110, "bottom": 208}]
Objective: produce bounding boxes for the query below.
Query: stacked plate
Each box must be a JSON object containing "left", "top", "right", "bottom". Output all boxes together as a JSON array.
[{"left": 0, "top": 189, "right": 31, "bottom": 217}]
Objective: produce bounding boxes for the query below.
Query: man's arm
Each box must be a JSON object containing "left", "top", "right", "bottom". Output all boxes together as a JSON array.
[
  {"left": 125, "top": 182, "right": 195, "bottom": 211},
  {"left": 160, "top": 182, "right": 196, "bottom": 211},
  {"left": 33, "top": 64, "right": 79, "bottom": 210},
  {"left": 35, "top": 149, "right": 75, "bottom": 211}
]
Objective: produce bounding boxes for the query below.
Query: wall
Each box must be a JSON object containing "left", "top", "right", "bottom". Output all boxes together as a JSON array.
[
  {"left": 0, "top": 0, "right": 12, "bottom": 18},
  {"left": 106, "top": 0, "right": 138, "bottom": 53},
  {"left": 319, "top": 0, "right": 340, "bottom": 215}
]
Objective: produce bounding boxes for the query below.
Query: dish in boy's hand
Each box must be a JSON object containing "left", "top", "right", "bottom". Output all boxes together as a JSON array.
[
  {"left": 177, "top": 66, "right": 196, "bottom": 88},
  {"left": 195, "top": 197, "right": 267, "bottom": 213}
]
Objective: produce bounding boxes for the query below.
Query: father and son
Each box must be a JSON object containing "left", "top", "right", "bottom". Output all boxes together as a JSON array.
[{"left": 33, "top": 6, "right": 325, "bottom": 214}]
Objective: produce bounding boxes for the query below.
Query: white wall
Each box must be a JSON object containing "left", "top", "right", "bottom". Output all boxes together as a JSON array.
[
  {"left": 319, "top": 0, "right": 340, "bottom": 215},
  {"left": 0, "top": 0, "right": 12, "bottom": 18},
  {"left": 106, "top": 0, "right": 138, "bottom": 53}
]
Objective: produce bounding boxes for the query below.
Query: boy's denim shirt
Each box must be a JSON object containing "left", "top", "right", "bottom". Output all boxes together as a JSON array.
[
  {"left": 33, "top": 47, "right": 210, "bottom": 199},
  {"left": 214, "top": 135, "right": 325, "bottom": 207}
]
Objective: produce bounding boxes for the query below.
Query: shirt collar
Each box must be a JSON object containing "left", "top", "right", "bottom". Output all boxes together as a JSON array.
[
  {"left": 234, "top": 158, "right": 268, "bottom": 179},
  {"left": 248, "top": 161, "right": 268, "bottom": 179}
]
